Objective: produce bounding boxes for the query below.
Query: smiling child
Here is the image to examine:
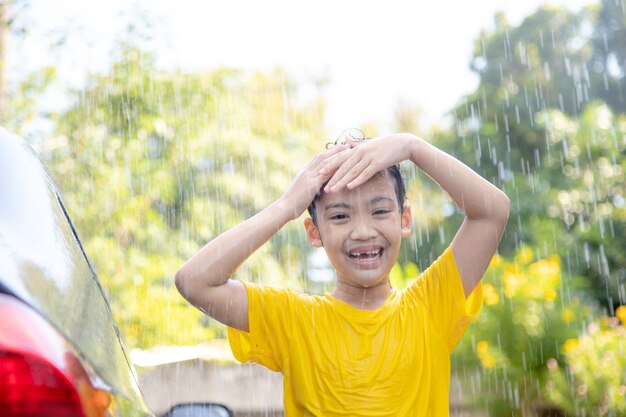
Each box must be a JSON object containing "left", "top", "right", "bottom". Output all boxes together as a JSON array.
[{"left": 176, "top": 132, "right": 510, "bottom": 416}]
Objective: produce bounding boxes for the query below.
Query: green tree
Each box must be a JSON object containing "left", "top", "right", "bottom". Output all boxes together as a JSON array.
[
  {"left": 535, "top": 103, "right": 626, "bottom": 309},
  {"left": 449, "top": 6, "right": 593, "bottom": 183},
  {"left": 0, "top": 0, "right": 56, "bottom": 134},
  {"left": 590, "top": 0, "right": 626, "bottom": 114},
  {"left": 39, "top": 44, "right": 328, "bottom": 348},
  {"left": 439, "top": 5, "right": 626, "bottom": 415},
  {"left": 432, "top": 5, "right": 626, "bottom": 313}
]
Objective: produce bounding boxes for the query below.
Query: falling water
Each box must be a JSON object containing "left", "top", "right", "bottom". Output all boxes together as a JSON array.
[{"left": 6, "top": 1, "right": 626, "bottom": 416}]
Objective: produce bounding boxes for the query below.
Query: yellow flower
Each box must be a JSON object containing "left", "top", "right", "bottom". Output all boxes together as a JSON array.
[
  {"left": 544, "top": 288, "right": 557, "bottom": 301},
  {"left": 403, "top": 262, "right": 419, "bottom": 280},
  {"left": 489, "top": 254, "right": 503, "bottom": 268},
  {"left": 600, "top": 316, "right": 609, "bottom": 329},
  {"left": 516, "top": 247, "right": 534, "bottom": 264},
  {"left": 528, "top": 258, "right": 561, "bottom": 281},
  {"left": 504, "top": 270, "right": 526, "bottom": 298},
  {"left": 476, "top": 340, "right": 489, "bottom": 353},
  {"left": 480, "top": 354, "right": 496, "bottom": 369},
  {"left": 476, "top": 340, "right": 495, "bottom": 369},
  {"left": 616, "top": 305, "right": 626, "bottom": 324},
  {"left": 561, "top": 308, "right": 574, "bottom": 323},
  {"left": 524, "top": 283, "right": 543, "bottom": 299},
  {"left": 483, "top": 283, "right": 500, "bottom": 306},
  {"left": 563, "top": 338, "right": 579, "bottom": 354},
  {"left": 389, "top": 263, "right": 404, "bottom": 289}
]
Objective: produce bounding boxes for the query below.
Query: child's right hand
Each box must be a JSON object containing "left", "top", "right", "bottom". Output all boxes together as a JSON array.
[{"left": 278, "top": 143, "right": 350, "bottom": 220}]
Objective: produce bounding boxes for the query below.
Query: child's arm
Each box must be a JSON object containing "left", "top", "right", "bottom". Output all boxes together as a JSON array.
[
  {"left": 321, "top": 133, "right": 510, "bottom": 297},
  {"left": 175, "top": 144, "right": 350, "bottom": 331}
]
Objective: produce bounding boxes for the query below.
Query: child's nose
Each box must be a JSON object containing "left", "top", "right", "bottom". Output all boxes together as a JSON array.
[{"left": 349, "top": 219, "right": 378, "bottom": 240}]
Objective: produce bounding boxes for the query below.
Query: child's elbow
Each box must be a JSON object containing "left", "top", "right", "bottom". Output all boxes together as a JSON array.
[
  {"left": 495, "top": 190, "right": 511, "bottom": 224},
  {"left": 174, "top": 267, "right": 192, "bottom": 300}
]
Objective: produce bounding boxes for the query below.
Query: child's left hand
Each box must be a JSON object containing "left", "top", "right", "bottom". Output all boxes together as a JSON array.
[{"left": 319, "top": 133, "right": 414, "bottom": 192}]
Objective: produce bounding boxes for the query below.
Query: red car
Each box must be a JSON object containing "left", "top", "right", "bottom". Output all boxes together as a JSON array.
[{"left": 0, "top": 128, "right": 232, "bottom": 417}]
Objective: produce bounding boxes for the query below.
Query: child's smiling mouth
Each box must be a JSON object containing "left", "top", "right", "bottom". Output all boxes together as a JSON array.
[
  {"left": 346, "top": 245, "right": 385, "bottom": 268},
  {"left": 348, "top": 248, "right": 383, "bottom": 259}
]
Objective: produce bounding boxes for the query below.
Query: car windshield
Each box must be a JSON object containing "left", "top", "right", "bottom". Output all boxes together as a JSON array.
[{"left": 0, "top": 131, "right": 147, "bottom": 410}]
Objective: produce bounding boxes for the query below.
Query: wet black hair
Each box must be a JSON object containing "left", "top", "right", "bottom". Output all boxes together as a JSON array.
[{"left": 306, "top": 164, "right": 406, "bottom": 226}]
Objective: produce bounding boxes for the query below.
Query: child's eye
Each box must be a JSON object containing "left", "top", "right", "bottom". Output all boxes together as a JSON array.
[
  {"left": 329, "top": 214, "right": 348, "bottom": 221},
  {"left": 373, "top": 209, "right": 391, "bottom": 216}
]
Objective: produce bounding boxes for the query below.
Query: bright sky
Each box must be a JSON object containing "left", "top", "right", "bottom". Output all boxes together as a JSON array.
[{"left": 14, "top": 0, "right": 591, "bottom": 134}]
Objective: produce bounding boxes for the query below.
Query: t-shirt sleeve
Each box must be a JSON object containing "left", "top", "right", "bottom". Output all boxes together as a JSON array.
[
  {"left": 227, "top": 281, "right": 292, "bottom": 372},
  {"left": 406, "top": 245, "right": 483, "bottom": 352}
]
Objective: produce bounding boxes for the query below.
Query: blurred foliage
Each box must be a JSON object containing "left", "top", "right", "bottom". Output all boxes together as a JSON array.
[
  {"left": 389, "top": 259, "right": 420, "bottom": 290},
  {"left": 436, "top": 5, "right": 626, "bottom": 413},
  {"left": 3, "top": 65, "right": 56, "bottom": 135},
  {"left": 36, "top": 44, "right": 327, "bottom": 348},
  {"left": 447, "top": 6, "right": 593, "bottom": 182},
  {"left": 591, "top": 0, "right": 626, "bottom": 114},
  {"left": 544, "top": 311, "right": 626, "bottom": 416},
  {"left": 452, "top": 247, "right": 599, "bottom": 416},
  {"left": 534, "top": 103, "right": 626, "bottom": 305},
  {"left": 431, "top": 3, "right": 626, "bottom": 316}
]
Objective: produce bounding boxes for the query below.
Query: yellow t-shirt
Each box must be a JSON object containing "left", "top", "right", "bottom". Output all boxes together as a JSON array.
[{"left": 228, "top": 246, "right": 483, "bottom": 416}]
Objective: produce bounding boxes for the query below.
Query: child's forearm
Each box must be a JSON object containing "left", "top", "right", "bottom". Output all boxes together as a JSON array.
[
  {"left": 175, "top": 145, "right": 347, "bottom": 329},
  {"left": 406, "top": 134, "right": 510, "bottom": 222},
  {"left": 175, "top": 144, "right": 349, "bottom": 297},
  {"left": 175, "top": 199, "right": 292, "bottom": 291}
]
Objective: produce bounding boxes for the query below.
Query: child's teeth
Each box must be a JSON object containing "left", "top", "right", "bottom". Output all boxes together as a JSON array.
[{"left": 350, "top": 249, "right": 381, "bottom": 258}]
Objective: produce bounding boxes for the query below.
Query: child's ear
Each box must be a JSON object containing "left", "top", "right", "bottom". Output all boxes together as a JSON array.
[
  {"left": 401, "top": 204, "right": 413, "bottom": 238},
  {"left": 304, "top": 218, "right": 323, "bottom": 248}
]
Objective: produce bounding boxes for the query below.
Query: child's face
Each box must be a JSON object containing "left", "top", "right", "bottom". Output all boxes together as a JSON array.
[{"left": 305, "top": 172, "right": 412, "bottom": 289}]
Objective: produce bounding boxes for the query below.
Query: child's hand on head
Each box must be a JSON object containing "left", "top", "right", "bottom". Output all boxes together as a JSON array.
[
  {"left": 278, "top": 143, "right": 351, "bottom": 220},
  {"left": 320, "top": 133, "right": 413, "bottom": 192}
]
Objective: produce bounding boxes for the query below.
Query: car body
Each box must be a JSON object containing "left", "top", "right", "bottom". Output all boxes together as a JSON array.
[{"left": 0, "top": 127, "right": 232, "bottom": 417}]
